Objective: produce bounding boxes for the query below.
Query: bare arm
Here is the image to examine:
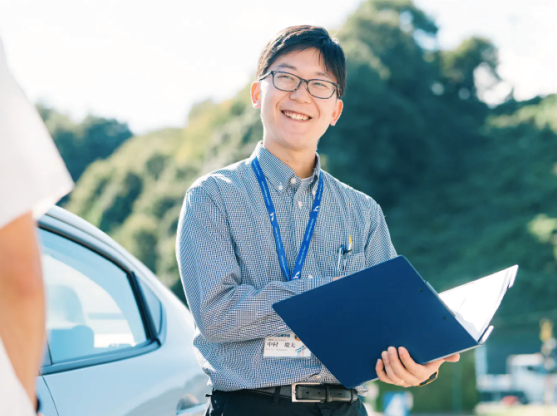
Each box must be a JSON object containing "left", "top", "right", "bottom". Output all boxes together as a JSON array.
[{"left": 0, "top": 212, "right": 45, "bottom": 405}]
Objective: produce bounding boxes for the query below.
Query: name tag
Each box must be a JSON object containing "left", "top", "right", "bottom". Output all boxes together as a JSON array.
[{"left": 264, "top": 332, "right": 312, "bottom": 358}]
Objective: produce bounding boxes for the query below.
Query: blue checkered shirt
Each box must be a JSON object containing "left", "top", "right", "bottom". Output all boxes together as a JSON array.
[{"left": 177, "top": 142, "right": 397, "bottom": 393}]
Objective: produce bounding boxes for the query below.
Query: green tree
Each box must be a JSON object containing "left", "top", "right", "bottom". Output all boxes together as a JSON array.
[
  {"left": 37, "top": 104, "right": 133, "bottom": 182},
  {"left": 319, "top": 0, "right": 494, "bottom": 208}
]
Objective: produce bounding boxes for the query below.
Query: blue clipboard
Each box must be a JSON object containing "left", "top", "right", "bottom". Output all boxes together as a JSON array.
[{"left": 272, "top": 255, "right": 513, "bottom": 388}]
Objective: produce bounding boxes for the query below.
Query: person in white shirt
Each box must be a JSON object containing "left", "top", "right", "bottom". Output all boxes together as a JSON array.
[{"left": 0, "top": 35, "right": 73, "bottom": 415}]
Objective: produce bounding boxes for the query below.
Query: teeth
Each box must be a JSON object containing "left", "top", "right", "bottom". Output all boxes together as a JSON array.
[{"left": 284, "top": 111, "right": 310, "bottom": 121}]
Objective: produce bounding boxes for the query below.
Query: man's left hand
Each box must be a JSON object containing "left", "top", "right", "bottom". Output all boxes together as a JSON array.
[{"left": 376, "top": 346, "right": 460, "bottom": 388}]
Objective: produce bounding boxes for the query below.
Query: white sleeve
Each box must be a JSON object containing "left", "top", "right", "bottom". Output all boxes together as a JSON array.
[{"left": 0, "top": 37, "right": 73, "bottom": 230}]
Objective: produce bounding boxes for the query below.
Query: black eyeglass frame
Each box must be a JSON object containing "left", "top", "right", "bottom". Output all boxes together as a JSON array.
[{"left": 259, "top": 70, "right": 340, "bottom": 99}]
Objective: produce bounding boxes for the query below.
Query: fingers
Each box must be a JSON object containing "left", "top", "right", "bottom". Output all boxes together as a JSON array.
[
  {"left": 378, "top": 347, "right": 460, "bottom": 387},
  {"left": 376, "top": 359, "right": 396, "bottom": 385},
  {"left": 423, "top": 353, "right": 461, "bottom": 374},
  {"left": 381, "top": 351, "right": 406, "bottom": 386},
  {"left": 444, "top": 353, "right": 460, "bottom": 363},
  {"left": 383, "top": 348, "right": 421, "bottom": 387},
  {"left": 423, "top": 353, "right": 460, "bottom": 375},
  {"left": 398, "top": 347, "right": 431, "bottom": 381}
]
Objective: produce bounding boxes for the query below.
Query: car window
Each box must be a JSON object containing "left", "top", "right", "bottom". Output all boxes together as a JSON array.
[
  {"left": 138, "top": 280, "right": 163, "bottom": 335},
  {"left": 39, "top": 229, "right": 147, "bottom": 363}
]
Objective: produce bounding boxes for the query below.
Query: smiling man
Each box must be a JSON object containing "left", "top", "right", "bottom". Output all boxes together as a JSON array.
[{"left": 177, "top": 25, "right": 458, "bottom": 416}]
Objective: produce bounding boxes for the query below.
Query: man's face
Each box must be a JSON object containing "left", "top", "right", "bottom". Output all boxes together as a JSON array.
[{"left": 251, "top": 48, "right": 343, "bottom": 153}]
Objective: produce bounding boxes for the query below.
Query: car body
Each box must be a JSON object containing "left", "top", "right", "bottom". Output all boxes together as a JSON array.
[{"left": 36, "top": 206, "right": 210, "bottom": 416}]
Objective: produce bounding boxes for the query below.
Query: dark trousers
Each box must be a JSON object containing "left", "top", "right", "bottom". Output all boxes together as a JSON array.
[{"left": 205, "top": 389, "right": 368, "bottom": 416}]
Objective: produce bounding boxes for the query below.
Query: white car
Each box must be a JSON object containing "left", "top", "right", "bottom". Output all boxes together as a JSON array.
[{"left": 36, "top": 206, "right": 210, "bottom": 416}]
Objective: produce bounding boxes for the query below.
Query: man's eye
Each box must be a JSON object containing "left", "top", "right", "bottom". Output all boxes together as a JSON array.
[
  {"left": 312, "top": 82, "right": 329, "bottom": 89},
  {"left": 277, "top": 74, "right": 295, "bottom": 81}
]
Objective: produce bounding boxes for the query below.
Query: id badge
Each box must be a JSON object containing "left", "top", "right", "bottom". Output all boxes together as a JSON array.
[{"left": 264, "top": 332, "right": 312, "bottom": 358}]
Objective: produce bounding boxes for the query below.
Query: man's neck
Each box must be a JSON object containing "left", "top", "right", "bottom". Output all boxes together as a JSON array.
[{"left": 262, "top": 140, "right": 316, "bottom": 179}]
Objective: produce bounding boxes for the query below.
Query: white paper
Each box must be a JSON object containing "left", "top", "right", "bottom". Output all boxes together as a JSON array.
[{"left": 438, "top": 266, "right": 518, "bottom": 341}]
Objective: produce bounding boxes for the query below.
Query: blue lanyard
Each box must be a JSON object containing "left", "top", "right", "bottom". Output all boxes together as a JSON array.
[{"left": 251, "top": 158, "right": 324, "bottom": 281}]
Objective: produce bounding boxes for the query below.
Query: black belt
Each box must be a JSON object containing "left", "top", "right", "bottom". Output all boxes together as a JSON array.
[{"left": 249, "top": 383, "right": 359, "bottom": 403}]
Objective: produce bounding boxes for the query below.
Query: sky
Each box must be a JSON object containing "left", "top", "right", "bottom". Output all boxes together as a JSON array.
[{"left": 0, "top": 0, "right": 556, "bottom": 134}]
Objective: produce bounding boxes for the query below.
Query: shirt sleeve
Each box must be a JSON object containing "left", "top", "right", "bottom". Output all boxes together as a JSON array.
[
  {"left": 364, "top": 201, "right": 398, "bottom": 267},
  {"left": 176, "top": 185, "right": 329, "bottom": 343},
  {"left": 0, "top": 37, "right": 73, "bottom": 230}
]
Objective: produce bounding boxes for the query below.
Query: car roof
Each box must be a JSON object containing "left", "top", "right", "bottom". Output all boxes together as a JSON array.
[
  {"left": 40, "top": 205, "right": 119, "bottom": 250},
  {"left": 39, "top": 206, "right": 150, "bottom": 276},
  {"left": 39, "top": 205, "right": 177, "bottom": 299}
]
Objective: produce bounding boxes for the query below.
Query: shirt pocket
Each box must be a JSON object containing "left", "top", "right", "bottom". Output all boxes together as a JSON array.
[{"left": 342, "top": 251, "right": 366, "bottom": 276}]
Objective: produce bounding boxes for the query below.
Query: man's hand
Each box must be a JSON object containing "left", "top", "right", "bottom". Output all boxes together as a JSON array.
[{"left": 376, "top": 346, "right": 460, "bottom": 387}]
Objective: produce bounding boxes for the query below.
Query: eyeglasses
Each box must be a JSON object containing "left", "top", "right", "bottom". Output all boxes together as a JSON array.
[{"left": 259, "top": 70, "right": 339, "bottom": 99}]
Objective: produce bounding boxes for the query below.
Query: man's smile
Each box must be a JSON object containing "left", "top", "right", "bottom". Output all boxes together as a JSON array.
[{"left": 281, "top": 110, "right": 312, "bottom": 122}]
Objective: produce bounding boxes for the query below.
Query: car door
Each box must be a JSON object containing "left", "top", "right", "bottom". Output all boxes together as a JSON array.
[
  {"left": 36, "top": 375, "right": 59, "bottom": 416},
  {"left": 38, "top": 224, "right": 206, "bottom": 416}
]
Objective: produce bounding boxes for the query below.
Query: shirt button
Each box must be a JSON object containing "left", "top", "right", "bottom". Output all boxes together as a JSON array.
[
  {"left": 308, "top": 275, "right": 313, "bottom": 279},
  {"left": 278, "top": 185, "right": 283, "bottom": 191},
  {"left": 298, "top": 201, "right": 303, "bottom": 208},
  {"left": 291, "top": 178, "right": 297, "bottom": 184}
]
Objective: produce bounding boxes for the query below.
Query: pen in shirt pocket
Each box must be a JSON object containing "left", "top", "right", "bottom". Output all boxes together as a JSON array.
[
  {"left": 342, "top": 235, "right": 353, "bottom": 270},
  {"left": 336, "top": 235, "right": 353, "bottom": 273}
]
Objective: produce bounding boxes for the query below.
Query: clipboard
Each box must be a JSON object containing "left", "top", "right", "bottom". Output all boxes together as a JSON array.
[{"left": 272, "top": 255, "right": 517, "bottom": 388}]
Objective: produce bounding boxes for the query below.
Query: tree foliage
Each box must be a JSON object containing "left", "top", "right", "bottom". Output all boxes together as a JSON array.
[{"left": 37, "top": 104, "right": 133, "bottom": 182}]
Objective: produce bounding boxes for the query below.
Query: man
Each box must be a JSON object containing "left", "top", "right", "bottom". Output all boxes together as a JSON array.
[
  {"left": 0, "top": 36, "right": 73, "bottom": 415},
  {"left": 177, "top": 26, "right": 459, "bottom": 416}
]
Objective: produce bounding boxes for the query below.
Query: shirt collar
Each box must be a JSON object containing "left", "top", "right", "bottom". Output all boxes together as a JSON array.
[{"left": 249, "top": 142, "right": 322, "bottom": 194}]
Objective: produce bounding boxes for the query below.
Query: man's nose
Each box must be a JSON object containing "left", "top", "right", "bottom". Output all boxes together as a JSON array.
[{"left": 289, "top": 82, "right": 312, "bottom": 103}]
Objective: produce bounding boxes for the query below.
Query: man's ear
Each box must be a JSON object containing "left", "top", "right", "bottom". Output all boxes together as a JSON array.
[
  {"left": 330, "top": 99, "right": 343, "bottom": 126},
  {"left": 251, "top": 82, "right": 262, "bottom": 109}
]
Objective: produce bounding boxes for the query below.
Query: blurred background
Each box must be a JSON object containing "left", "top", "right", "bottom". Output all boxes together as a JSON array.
[{"left": 1, "top": 0, "right": 556, "bottom": 414}]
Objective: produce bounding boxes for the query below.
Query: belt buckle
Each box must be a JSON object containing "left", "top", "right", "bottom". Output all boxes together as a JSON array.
[{"left": 291, "top": 382, "right": 322, "bottom": 402}]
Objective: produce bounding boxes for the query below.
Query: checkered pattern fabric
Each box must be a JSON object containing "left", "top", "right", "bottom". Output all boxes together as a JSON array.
[{"left": 177, "top": 142, "right": 397, "bottom": 393}]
